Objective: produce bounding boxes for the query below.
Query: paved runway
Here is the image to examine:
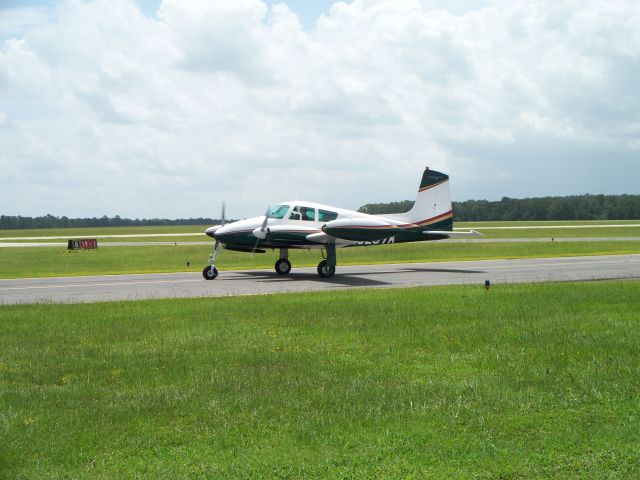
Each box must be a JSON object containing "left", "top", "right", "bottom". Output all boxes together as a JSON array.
[{"left": 1, "top": 254, "right": 638, "bottom": 305}]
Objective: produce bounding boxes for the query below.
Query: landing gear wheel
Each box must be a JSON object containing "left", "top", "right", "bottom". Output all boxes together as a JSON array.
[
  {"left": 317, "top": 260, "right": 335, "bottom": 278},
  {"left": 202, "top": 265, "right": 218, "bottom": 280},
  {"left": 275, "top": 258, "right": 292, "bottom": 275}
]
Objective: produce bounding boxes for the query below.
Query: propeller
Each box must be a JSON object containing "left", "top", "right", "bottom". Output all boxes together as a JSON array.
[{"left": 251, "top": 206, "right": 270, "bottom": 253}]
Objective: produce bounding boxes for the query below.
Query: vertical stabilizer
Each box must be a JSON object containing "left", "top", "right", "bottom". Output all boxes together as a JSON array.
[{"left": 405, "top": 168, "right": 453, "bottom": 229}]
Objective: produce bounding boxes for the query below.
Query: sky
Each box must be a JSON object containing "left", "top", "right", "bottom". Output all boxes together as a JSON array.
[{"left": 1, "top": 0, "right": 639, "bottom": 219}]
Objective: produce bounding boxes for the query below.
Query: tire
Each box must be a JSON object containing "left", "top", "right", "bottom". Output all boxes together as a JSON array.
[
  {"left": 202, "top": 265, "right": 218, "bottom": 280},
  {"left": 317, "top": 260, "right": 335, "bottom": 278},
  {"left": 275, "top": 258, "right": 292, "bottom": 275}
]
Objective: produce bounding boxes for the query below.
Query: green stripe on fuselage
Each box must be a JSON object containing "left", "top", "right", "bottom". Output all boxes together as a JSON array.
[{"left": 219, "top": 229, "right": 319, "bottom": 249}]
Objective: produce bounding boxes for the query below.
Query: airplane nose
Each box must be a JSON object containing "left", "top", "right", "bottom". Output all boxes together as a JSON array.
[{"left": 205, "top": 226, "right": 219, "bottom": 238}]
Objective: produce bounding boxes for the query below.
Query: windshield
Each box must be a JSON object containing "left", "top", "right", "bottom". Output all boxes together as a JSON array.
[{"left": 267, "top": 204, "right": 290, "bottom": 219}]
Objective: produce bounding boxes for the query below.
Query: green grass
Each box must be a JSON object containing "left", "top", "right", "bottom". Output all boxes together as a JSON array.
[
  {"left": 2, "top": 221, "right": 640, "bottom": 243},
  {"left": 1, "top": 241, "right": 639, "bottom": 279},
  {"left": 1, "top": 282, "right": 639, "bottom": 478}
]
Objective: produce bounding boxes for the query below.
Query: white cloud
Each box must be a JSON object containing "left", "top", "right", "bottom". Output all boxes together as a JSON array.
[{"left": 1, "top": 0, "right": 639, "bottom": 218}]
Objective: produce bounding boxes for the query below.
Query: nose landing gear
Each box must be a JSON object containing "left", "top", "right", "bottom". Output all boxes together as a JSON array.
[{"left": 203, "top": 240, "right": 221, "bottom": 280}]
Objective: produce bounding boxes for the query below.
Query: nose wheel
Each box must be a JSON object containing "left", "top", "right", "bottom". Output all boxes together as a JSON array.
[{"left": 203, "top": 265, "right": 218, "bottom": 280}]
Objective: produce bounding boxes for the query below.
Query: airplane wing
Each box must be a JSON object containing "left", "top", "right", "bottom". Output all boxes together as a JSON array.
[
  {"left": 263, "top": 224, "right": 342, "bottom": 247},
  {"left": 306, "top": 232, "right": 354, "bottom": 246},
  {"left": 306, "top": 232, "right": 333, "bottom": 243},
  {"left": 266, "top": 224, "right": 322, "bottom": 240}
]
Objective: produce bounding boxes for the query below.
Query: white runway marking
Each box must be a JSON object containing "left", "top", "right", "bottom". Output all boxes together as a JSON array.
[{"left": 0, "top": 278, "right": 202, "bottom": 292}]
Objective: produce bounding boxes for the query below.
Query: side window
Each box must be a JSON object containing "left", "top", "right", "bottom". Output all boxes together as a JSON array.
[
  {"left": 301, "top": 207, "right": 316, "bottom": 221},
  {"left": 318, "top": 209, "right": 338, "bottom": 222}
]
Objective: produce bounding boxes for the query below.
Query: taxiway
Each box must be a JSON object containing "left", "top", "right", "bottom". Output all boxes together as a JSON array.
[{"left": 1, "top": 254, "right": 638, "bottom": 305}]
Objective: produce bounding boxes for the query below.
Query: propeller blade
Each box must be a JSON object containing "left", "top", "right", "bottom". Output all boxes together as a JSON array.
[
  {"left": 221, "top": 202, "right": 226, "bottom": 227},
  {"left": 252, "top": 206, "right": 271, "bottom": 254},
  {"left": 251, "top": 236, "right": 261, "bottom": 254},
  {"left": 260, "top": 206, "right": 270, "bottom": 231}
]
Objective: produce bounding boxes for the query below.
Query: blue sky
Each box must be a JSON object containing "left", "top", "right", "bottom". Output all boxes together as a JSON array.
[
  {"left": 134, "top": 0, "right": 343, "bottom": 29},
  {"left": 0, "top": 0, "right": 346, "bottom": 29},
  {"left": 1, "top": 0, "right": 639, "bottom": 218}
]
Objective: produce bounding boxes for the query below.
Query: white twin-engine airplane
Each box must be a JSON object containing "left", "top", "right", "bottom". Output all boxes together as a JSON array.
[{"left": 203, "top": 167, "right": 480, "bottom": 280}]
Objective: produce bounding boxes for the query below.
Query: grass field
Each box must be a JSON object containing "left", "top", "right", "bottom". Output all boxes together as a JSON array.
[
  {"left": 2, "top": 220, "right": 640, "bottom": 243},
  {"left": 1, "top": 240, "right": 640, "bottom": 279},
  {"left": 1, "top": 281, "right": 639, "bottom": 478}
]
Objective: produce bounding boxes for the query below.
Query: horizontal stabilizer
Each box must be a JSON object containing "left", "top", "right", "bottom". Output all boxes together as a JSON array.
[{"left": 423, "top": 229, "right": 483, "bottom": 238}]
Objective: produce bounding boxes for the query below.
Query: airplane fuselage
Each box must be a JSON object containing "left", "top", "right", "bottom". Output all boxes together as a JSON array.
[{"left": 209, "top": 200, "right": 452, "bottom": 252}]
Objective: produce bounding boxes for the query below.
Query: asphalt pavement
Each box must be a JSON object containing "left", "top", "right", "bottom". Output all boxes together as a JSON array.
[{"left": 1, "top": 254, "right": 638, "bottom": 305}]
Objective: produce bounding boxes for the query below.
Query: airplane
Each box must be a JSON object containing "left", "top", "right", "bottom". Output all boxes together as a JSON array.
[{"left": 203, "top": 167, "right": 480, "bottom": 280}]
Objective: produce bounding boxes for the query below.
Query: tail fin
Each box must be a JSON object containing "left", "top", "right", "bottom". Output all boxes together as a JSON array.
[{"left": 405, "top": 168, "right": 453, "bottom": 230}]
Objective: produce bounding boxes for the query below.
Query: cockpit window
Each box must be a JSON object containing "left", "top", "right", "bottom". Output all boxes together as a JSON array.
[{"left": 267, "top": 204, "right": 290, "bottom": 219}]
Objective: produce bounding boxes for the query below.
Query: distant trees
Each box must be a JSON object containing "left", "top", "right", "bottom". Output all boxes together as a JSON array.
[
  {"left": 358, "top": 200, "right": 414, "bottom": 215},
  {"left": 0, "top": 215, "right": 223, "bottom": 230},
  {"left": 3, "top": 193, "right": 640, "bottom": 229},
  {"left": 358, "top": 194, "right": 640, "bottom": 221}
]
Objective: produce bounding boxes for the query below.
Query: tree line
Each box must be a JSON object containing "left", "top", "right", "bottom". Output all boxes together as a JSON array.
[
  {"left": 3, "top": 193, "right": 639, "bottom": 229},
  {"left": 0, "top": 214, "right": 222, "bottom": 230},
  {"left": 358, "top": 194, "right": 640, "bottom": 221}
]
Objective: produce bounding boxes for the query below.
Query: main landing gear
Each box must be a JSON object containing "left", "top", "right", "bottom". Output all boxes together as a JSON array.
[
  {"left": 276, "top": 245, "right": 337, "bottom": 279},
  {"left": 317, "top": 260, "right": 335, "bottom": 278},
  {"left": 275, "top": 248, "right": 292, "bottom": 275},
  {"left": 317, "top": 243, "right": 336, "bottom": 279}
]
